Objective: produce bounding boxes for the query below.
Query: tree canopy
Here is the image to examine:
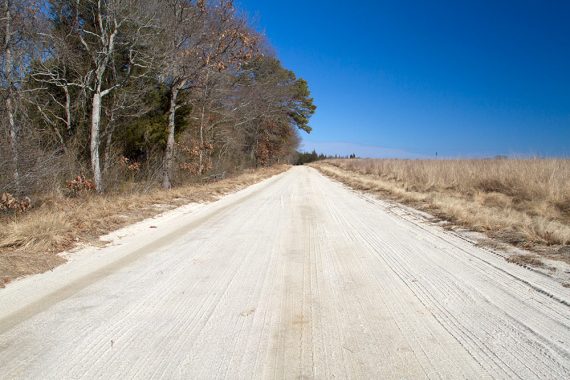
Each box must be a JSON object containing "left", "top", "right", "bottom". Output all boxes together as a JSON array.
[{"left": 0, "top": 0, "right": 316, "bottom": 194}]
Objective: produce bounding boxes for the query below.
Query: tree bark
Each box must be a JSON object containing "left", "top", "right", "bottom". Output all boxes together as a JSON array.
[
  {"left": 198, "top": 103, "right": 205, "bottom": 175},
  {"left": 4, "top": 0, "right": 19, "bottom": 191},
  {"left": 6, "top": 96, "right": 19, "bottom": 187},
  {"left": 87, "top": 17, "right": 117, "bottom": 193},
  {"left": 91, "top": 91, "right": 103, "bottom": 192},
  {"left": 162, "top": 83, "right": 182, "bottom": 189},
  {"left": 198, "top": 70, "right": 210, "bottom": 175},
  {"left": 63, "top": 85, "right": 72, "bottom": 133}
]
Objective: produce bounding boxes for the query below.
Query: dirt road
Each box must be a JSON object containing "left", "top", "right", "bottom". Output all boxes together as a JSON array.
[{"left": 1, "top": 166, "right": 569, "bottom": 379}]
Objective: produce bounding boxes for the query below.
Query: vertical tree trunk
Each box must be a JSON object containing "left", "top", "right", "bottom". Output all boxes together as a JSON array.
[
  {"left": 103, "top": 120, "right": 116, "bottom": 174},
  {"left": 198, "top": 71, "right": 209, "bottom": 175},
  {"left": 6, "top": 95, "right": 19, "bottom": 188},
  {"left": 91, "top": 91, "right": 103, "bottom": 192},
  {"left": 198, "top": 104, "right": 206, "bottom": 175},
  {"left": 4, "top": 0, "right": 19, "bottom": 191},
  {"left": 87, "top": 17, "right": 117, "bottom": 193},
  {"left": 162, "top": 85, "right": 180, "bottom": 189},
  {"left": 63, "top": 86, "right": 72, "bottom": 133}
]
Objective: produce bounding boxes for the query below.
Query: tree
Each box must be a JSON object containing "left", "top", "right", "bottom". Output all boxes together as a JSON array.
[
  {"left": 0, "top": 0, "right": 316, "bottom": 195},
  {"left": 295, "top": 150, "right": 326, "bottom": 165},
  {"left": 41, "top": 0, "right": 160, "bottom": 192},
  {"left": 158, "top": 0, "right": 256, "bottom": 188},
  {"left": 0, "top": 0, "right": 42, "bottom": 192},
  {"left": 233, "top": 55, "right": 316, "bottom": 166}
]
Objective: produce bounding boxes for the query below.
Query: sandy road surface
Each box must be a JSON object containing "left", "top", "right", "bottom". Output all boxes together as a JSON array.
[{"left": 1, "top": 166, "right": 570, "bottom": 379}]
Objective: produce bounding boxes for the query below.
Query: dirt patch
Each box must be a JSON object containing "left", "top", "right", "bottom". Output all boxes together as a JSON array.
[{"left": 0, "top": 165, "right": 289, "bottom": 287}]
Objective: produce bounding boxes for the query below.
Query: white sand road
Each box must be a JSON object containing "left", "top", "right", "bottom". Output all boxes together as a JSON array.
[{"left": 1, "top": 166, "right": 569, "bottom": 379}]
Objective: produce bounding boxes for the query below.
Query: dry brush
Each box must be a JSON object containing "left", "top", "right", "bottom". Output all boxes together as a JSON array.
[{"left": 313, "top": 159, "right": 570, "bottom": 262}]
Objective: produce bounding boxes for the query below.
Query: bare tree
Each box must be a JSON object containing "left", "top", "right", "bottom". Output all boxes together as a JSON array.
[
  {"left": 39, "top": 0, "right": 159, "bottom": 192},
  {"left": 0, "top": 0, "right": 42, "bottom": 191},
  {"left": 2, "top": 0, "right": 18, "bottom": 185},
  {"left": 159, "top": 0, "right": 256, "bottom": 188},
  {"left": 28, "top": 60, "right": 78, "bottom": 152},
  {"left": 156, "top": 0, "right": 204, "bottom": 188}
]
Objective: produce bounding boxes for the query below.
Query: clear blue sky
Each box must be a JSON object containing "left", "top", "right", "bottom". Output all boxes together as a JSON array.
[{"left": 236, "top": 0, "right": 570, "bottom": 158}]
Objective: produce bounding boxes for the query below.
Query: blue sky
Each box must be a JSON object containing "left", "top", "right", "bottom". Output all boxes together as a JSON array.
[{"left": 236, "top": 0, "right": 570, "bottom": 158}]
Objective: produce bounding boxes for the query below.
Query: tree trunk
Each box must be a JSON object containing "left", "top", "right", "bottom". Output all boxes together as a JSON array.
[
  {"left": 4, "top": 0, "right": 19, "bottom": 191},
  {"left": 91, "top": 91, "right": 103, "bottom": 192},
  {"left": 63, "top": 85, "right": 72, "bottom": 133},
  {"left": 103, "top": 121, "right": 116, "bottom": 174},
  {"left": 198, "top": 104, "right": 205, "bottom": 175},
  {"left": 162, "top": 84, "right": 181, "bottom": 189},
  {"left": 6, "top": 95, "right": 19, "bottom": 188},
  {"left": 198, "top": 71, "right": 209, "bottom": 175},
  {"left": 87, "top": 16, "right": 117, "bottom": 193}
]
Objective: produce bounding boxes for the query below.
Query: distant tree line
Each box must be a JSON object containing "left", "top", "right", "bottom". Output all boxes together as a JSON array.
[
  {"left": 295, "top": 150, "right": 356, "bottom": 165},
  {"left": 0, "top": 0, "right": 316, "bottom": 194},
  {"left": 295, "top": 150, "right": 326, "bottom": 165}
]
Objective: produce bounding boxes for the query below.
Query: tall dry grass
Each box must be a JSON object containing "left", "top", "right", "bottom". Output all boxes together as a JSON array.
[{"left": 313, "top": 159, "right": 570, "bottom": 251}]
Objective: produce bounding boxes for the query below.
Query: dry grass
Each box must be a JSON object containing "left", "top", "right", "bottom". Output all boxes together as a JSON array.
[
  {"left": 506, "top": 255, "right": 545, "bottom": 268},
  {"left": 0, "top": 165, "right": 289, "bottom": 287},
  {"left": 312, "top": 159, "right": 570, "bottom": 259}
]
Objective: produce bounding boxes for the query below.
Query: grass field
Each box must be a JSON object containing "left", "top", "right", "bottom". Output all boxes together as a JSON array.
[{"left": 312, "top": 158, "right": 570, "bottom": 263}]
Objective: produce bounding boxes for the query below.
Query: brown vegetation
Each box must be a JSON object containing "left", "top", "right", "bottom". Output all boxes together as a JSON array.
[
  {"left": 506, "top": 255, "right": 545, "bottom": 268},
  {"left": 312, "top": 159, "right": 570, "bottom": 261},
  {"left": 0, "top": 165, "right": 288, "bottom": 287},
  {"left": 0, "top": 192, "right": 32, "bottom": 212}
]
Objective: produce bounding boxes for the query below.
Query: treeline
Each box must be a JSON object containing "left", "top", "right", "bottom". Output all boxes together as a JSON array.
[
  {"left": 0, "top": 0, "right": 315, "bottom": 194},
  {"left": 295, "top": 150, "right": 327, "bottom": 165},
  {"left": 295, "top": 151, "right": 357, "bottom": 165}
]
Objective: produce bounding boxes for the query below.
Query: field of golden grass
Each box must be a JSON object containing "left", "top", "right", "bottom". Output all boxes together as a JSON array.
[
  {"left": 312, "top": 159, "right": 570, "bottom": 263},
  {"left": 0, "top": 165, "right": 289, "bottom": 287}
]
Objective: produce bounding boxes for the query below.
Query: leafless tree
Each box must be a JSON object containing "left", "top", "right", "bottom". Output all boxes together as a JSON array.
[
  {"left": 158, "top": 0, "right": 256, "bottom": 188},
  {"left": 0, "top": 0, "right": 42, "bottom": 191},
  {"left": 36, "top": 0, "right": 160, "bottom": 192}
]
